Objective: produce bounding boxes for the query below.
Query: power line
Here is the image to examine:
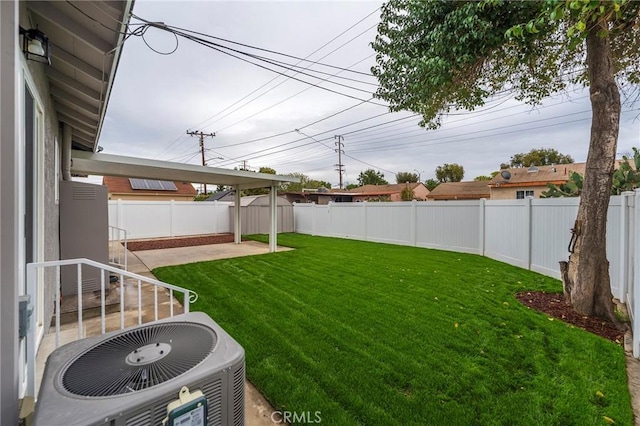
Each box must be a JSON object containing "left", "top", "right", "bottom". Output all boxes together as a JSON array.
[
  {"left": 212, "top": 55, "right": 378, "bottom": 134},
  {"left": 175, "top": 7, "right": 381, "bottom": 134},
  {"left": 133, "top": 15, "right": 378, "bottom": 77},
  {"left": 171, "top": 30, "right": 383, "bottom": 105}
]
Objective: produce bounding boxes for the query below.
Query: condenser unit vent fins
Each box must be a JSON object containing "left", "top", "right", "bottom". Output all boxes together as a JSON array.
[
  {"left": 72, "top": 186, "right": 97, "bottom": 200},
  {"left": 151, "top": 396, "right": 176, "bottom": 425},
  {"left": 233, "top": 364, "right": 245, "bottom": 425},
  {"left": 203, "top": 378, "right": 223, "bottom": 424},
  {"left": 125, "top": 409, "right": 151, "bottom": 426},
  {"left": 61, "top": 322, "right": 216, "bottom": 397}
]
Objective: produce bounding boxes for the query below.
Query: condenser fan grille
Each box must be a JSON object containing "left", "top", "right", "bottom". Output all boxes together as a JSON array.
[{"left": 60, "top": 322, "right": 217, "bottom": 397}]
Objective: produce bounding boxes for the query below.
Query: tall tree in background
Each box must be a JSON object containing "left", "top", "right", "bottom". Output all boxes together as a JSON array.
[
  {"left": 424, "top": 178, "right": 439, "bottom": 191},
  {"left": 435, "top": 163, "right": 464, "bottom": 183},
  {"left": 500, "top": 148, "right": 574, "bottom": 169},
  {"left": 372, "top": 0, "right": 640, "bottom": 322},
  {"left": 280, "top": 172, "right": 331, "bottom": 192},
  {"left": 244, "top": 166, "right": 277, "bottom": 196},
  {"left": 396, "top": 171, "right": 419, "bottom": 183},
  {"left": 358, "top": 169, "right": 389, "bottom": 186}
]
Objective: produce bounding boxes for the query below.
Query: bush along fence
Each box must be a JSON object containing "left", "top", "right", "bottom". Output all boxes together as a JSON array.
[{"left": 293, "top": 190, "right": 640, "bottom": 356}]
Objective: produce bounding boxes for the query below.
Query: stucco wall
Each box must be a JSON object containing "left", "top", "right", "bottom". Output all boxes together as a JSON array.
[
  {"left": 413, "top": 184, "right": 430, "bottom": 200},
  {"left": 489, "top": 185, "right": 548, "bottom": 200}
]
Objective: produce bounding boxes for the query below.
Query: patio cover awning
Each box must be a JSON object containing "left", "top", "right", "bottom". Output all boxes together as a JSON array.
[
  {"left": 71, "top": 150, "right": 298, "bottom": 252},
  {"left": 71, "top": 150, "right": 298, "bottom": 190}
]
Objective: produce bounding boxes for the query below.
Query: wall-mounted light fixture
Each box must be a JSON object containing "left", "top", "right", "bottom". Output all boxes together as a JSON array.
[{"left": 19, "top": 27, "right": 51, "bottom": 65}]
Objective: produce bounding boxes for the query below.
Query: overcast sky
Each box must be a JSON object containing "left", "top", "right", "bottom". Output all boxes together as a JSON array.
[{"left": 95, "top": 0, "right": 640, "bottom": 188}]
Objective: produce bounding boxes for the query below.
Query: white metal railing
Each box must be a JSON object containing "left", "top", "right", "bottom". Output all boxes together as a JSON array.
[
  {"left": 109, "top": 225, "right": 128, "bottom": 270},
  {"left": 25, "top": 258, "right": 197, "bottom": 399}
]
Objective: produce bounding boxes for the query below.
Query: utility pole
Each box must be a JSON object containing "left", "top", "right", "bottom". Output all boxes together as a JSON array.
[
  {"left": 334, "top": 135, "right": 345, "bottom": 189},
  {"left": 239, "top": 160, "right": 249, "bottom": 171},
  {"left": 187, "top": 130, "right": 215, "bottom": 194}
]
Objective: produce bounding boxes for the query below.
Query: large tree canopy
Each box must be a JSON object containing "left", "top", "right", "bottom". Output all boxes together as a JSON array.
[
  {"left": 372, "top": 0, "right": 640, "bottom": 322},
  {"left": 435, "top": 163, "right": 464, "bottom": 182},
  {"left": 501, "top": 148, "right": 574, "bottom": 169},
  {"left": 280, "top": 172, "right": 331, "bottom": 193},
  {"left": 396, "top": 171, "right": 419, "bottom": 183},
  {"left": 358, "top": 169, "right": 389, "bottom": 186},
  {"left": 372, "top": 0, "right": 639, "bottom": 127}
]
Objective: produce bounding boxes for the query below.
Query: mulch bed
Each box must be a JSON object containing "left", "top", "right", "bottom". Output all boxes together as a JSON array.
[
  {"left": 515, "top": 291, "right": 625, "bottom": 344},
  {"left": 126, "top": 233, "right": 237, "bottom": 251}
]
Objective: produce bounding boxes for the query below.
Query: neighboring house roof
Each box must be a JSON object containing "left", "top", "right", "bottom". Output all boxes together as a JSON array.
[
  {"left": 489, "top": 160, "right": 635, "bottom": 189},
  {"left": 428, "top": 181, "right": 491, "bottom": 200},
  {"left": 102, "top": 176, "right": 197, "bottom": 196},
  {"left": 348, "top": 182, "right": 425, "bottom": 196},
  {"left": 488, "top": 163, "right": 587, "bottom": 188},
  {"left": 206, "top": 190, "right": 235, "bottom": 201},
  {"left": 234, "top": 195, "right": 292, "bottom": 207}
]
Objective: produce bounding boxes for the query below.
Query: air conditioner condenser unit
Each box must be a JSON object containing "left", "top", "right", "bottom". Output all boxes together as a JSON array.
[{"left": 34, "top": 312, "right": 245, "bottom": 426}]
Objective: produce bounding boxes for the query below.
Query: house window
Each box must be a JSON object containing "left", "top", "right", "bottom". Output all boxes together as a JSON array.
[{"left": 516, "top": 190, "right": 534, "bottom": 199}]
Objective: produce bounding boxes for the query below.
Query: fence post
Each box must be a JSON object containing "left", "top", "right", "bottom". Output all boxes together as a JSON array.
[
  {"left": 363, "top": 202, "right": 368, "bottom": 241},
  {"left": 634, "top": 189, "right": 640, "bottom": 358},
  {"left": 311, "top": 203, "right": 317, "bottom": 236},
  {"left": 169, "top": 200, "right": 175, "bottom": 237},
  {"left": 479, "top": 198, "right": 486, "bottom": 256},
  {"left": 524, "top": 197, "right": 533, "bottom": 270},
  {"left": 328, "top": 201, "right": 333, "bottom": 237},
  {"left": 411, "top": 200, "right": 417, "bottom": 247},
  {"left": 117, "top": 199, "right": 123, "bottom": 230},
  {"left": 619, "top": 192, "right": 633, "bottom": 303},
  {"left": 212, "top": 201, "right": 218, "bottom": 234}
]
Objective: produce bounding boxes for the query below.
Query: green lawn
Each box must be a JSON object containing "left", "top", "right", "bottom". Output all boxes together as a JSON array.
[{"left": 153, "top": 234, "right": 632, "bottom": 425}]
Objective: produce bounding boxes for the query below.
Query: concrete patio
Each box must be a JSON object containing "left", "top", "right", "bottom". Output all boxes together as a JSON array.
[{"left": 36, "top": 240, "right": 292, "bottom": 426}]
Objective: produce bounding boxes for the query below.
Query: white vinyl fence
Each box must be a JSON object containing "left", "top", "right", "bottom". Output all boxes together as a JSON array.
[
  {"left": 294, "top": 191, "right": 640, "bottom": 356},
  {"left": 108, "top": 200, "right": 232, "bottom": 239},
  {"left": 107, "top": 200, "right": 295, "bottom": 239}
]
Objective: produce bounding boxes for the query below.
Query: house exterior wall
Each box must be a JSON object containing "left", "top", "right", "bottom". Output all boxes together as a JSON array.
[
  {"left": 413, "top": 184, "right": 430, "bottom": 200},
  {"left": 352, "top": 194, "right": 391, "bottom": 202},
  {"left": 24, "top": 35, "right": 60, "bottom": 339},
  {"left": 1, "top": 1, "right": 20, "bottom": 422},
  {"left": 1, "top": 4, "right": 62, "bottom": 415},
  {"left": 490, "top": 185, "right": 549, "bottom": 200}
]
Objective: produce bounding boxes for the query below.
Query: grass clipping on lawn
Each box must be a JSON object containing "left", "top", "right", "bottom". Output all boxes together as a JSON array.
[{"left": 153, "top": 233, "right": 632, "bottom": 425}]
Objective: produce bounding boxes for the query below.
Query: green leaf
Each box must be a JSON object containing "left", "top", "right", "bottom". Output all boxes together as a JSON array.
[{"left": 576, "top": 21, "right": 586, "bottom": 32}]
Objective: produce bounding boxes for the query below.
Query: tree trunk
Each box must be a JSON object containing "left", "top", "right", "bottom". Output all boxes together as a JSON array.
[{"left": 565, "top": 23, "right": 620, "bottom": 322}]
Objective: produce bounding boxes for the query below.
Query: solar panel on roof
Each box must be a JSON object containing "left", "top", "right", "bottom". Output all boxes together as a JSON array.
[{"left": 128, "top": 178, "right": 177, "bottom": 191}]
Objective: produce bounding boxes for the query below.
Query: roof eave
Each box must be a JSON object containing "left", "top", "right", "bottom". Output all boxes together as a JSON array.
[{"left": 93, "top": 0, "right": 135, "bottom": 152}]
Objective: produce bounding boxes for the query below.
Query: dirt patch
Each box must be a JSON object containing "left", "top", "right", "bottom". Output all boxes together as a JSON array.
[
  {"left": 126, "top": 234, "right": 237, "bottom": 251},
  {"left": 515, "top": 291, "right": 624, "bottom": 344}
]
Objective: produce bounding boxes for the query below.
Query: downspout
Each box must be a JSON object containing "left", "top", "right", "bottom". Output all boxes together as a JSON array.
[{"left": 61, "top": 123, "right": 72, "bottom": 181}]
